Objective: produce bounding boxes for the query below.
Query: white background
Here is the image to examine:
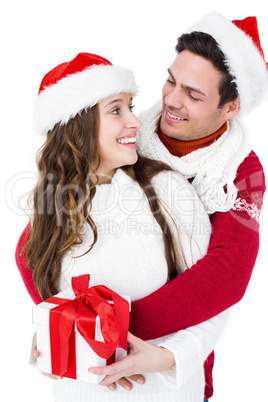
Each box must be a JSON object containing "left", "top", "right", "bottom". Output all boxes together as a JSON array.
[{"left": 1, "top": 1, "right": 267, "bottom": 401}]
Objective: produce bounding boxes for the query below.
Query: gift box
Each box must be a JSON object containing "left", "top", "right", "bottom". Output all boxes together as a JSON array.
[{"left": 32, "top": 274, "right": 130, "bottom": 383}]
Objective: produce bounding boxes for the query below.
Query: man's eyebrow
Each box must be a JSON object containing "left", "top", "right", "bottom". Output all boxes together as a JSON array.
[
  {"left": 183, "top": 85, "right": 207, "bottom": 98},
  {"left": 167, "top": 68, "right": 175, "bottom": 81},
  {"left": 167, "top": 68, "right": 207, "bottom": 98}
]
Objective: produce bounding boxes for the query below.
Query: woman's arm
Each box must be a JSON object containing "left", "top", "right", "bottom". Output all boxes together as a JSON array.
[
  {"left": 89, "top": 332, "right": 176, "bottom": 387},
  {"left": 89, "top": 309, "right": 230, "bottom": 388},
  {"left": 156, "top": 309, "right": 230, "bottom": 388}
]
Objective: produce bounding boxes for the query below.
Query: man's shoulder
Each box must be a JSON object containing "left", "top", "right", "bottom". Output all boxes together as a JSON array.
[
  {"left": 232, "top": 150, "right": 265, "bottom": 222},
  {"left": 235, "top": 149, "right": 265, "bottom": 192},
  {"left": 235, "top": 150, "right": 265, "bottom": 193},
  {"left": 236, "top": 150, "right": 264, "bottom": 178}
]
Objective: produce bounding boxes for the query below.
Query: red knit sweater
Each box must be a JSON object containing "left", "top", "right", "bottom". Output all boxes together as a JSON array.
[{"left": 15, "top": 130, "right": 265, "bottom": 400}]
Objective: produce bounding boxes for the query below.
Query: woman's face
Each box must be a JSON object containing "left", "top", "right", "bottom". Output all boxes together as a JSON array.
[{"left": 96, "top": 93, "right": 141, "bottom": 181}]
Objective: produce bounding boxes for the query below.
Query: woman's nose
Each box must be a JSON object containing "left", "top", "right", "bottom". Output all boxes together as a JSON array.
[{"left": 126, "top": 113, "right": 142, "bottom": 130}]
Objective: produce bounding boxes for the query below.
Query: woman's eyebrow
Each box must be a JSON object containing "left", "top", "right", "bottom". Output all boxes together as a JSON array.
[{"left": 103, "top": 99, "right": 123, "bottom": 108}]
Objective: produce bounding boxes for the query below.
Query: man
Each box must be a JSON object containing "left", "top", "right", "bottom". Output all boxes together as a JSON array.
[
  {"left": 87, "top": 12, "right": 267, "bottom": 399},
  {"left": 16, "top": 12, "right": 267, "bottom": 401}
]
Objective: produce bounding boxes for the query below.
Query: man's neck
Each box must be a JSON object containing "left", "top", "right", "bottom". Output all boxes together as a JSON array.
[{"left": 158, "top": 122, "right": 228, "bottom": 157}]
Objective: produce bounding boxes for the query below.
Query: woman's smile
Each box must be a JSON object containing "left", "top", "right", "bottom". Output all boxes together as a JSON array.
[{"left": 116, "top": 134, "right": 137, "bottom": 148}]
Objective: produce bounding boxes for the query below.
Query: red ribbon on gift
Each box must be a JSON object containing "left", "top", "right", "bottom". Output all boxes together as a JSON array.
[{"left": 46, "top": 274, "right": 129, "bottom": 378}]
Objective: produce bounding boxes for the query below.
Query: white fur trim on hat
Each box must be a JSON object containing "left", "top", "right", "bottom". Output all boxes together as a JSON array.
[
  {"left": 33, "top": 64, "right": 138, "bottom": 135},
  {"left": 187, "top": 13, "right": 268, "bottom": 115}
]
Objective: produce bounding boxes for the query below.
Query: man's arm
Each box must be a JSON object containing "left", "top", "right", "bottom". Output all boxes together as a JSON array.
[
  {"left": 15, "top": 223, "right": 42, "bottom": 304},
  {"left": 129, "top": 151, "right": 265, "bottom": 340},
  {"left": 129, "top": 209, "right": 259, "bottom": 339}
]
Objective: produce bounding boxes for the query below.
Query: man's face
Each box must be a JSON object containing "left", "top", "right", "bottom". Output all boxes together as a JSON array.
[{"left": 161, "top": 50, "right": 233, "bottom": 141}]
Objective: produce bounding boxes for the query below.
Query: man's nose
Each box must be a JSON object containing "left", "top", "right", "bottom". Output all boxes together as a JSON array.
[{"left": 164, "top": 88, "right": 184, "bottom": 110}]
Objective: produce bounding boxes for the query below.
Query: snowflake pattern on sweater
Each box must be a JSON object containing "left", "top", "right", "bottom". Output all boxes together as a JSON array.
[
  {"left": 231, "top": 150, "right": 265, "bottom": 224},
  {"left": 232, "top": 197, "right": 261, "bottom": 222}
]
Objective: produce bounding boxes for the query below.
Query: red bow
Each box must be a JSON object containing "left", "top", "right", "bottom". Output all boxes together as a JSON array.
[{"left": 46, "top": 274, "right": 129, "bottom": 377}]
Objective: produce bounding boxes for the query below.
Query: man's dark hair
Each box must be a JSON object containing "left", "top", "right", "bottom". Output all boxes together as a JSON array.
[{"left": 176, "top": 32, "right": 238, "bottom": 108}]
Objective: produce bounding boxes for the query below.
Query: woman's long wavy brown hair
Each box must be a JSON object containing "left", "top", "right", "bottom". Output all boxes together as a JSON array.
[{"left": 25, "top": 106, "right": 185, "bottom": 300}]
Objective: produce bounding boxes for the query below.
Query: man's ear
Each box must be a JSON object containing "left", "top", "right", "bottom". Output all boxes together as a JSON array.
[{"left": 223, "top": 97, "right": 240, "bottom": 120}]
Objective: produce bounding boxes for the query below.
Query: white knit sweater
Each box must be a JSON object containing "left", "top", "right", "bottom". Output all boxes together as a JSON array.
[{"left": 54, "top": 168, "right": 229, "bottom": 402}]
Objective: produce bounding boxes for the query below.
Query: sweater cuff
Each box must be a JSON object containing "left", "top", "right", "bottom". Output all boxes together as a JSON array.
[
  {"left": 156, "top": 364, "right": 178, "bottom": 388},
  {"left": 157, "top": 333, "right": 203, "bottom": 389},
  {"left": 129, "top": 302, "right": 154, "bottom": 340}
]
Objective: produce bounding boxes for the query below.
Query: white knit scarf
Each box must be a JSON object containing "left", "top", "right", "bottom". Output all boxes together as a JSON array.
[{"left": 137, "top": 100, "right": 252, "bottom": 214}]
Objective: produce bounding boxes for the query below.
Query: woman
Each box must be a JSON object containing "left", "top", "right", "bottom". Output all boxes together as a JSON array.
[{"left": 21, "top": 52, "right": 228, "bottom": 402}]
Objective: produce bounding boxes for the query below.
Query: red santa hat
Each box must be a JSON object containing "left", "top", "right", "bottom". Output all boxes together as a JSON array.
[
  {"left": 33, "top": 53, "right": 138, "bottom": 135},
  {"left": 187, "top": 13, "right": 268, "bottom": 114}
]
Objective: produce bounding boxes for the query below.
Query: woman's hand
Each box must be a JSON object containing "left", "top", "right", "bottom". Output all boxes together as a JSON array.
[
  {"left": 31, "top": 333, "right": 62, "bottom": 380},
  {"left": 88, "top": 332, "right": 175, "bottom": 390}
]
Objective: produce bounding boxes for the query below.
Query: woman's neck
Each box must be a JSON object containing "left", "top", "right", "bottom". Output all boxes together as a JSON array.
[{"left": 90, "top": 169, "right": 116, "bottom": 185}]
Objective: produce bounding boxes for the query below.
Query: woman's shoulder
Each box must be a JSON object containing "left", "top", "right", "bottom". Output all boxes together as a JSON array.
[
  {"left": 152, "top": 169, "right": 210, "bottom": 225},
  {"left": 152, "top": 170, "right": 211, "bottom": 267},
  {"left": 152, "top": 170, "right": 199, "bottom": 201}
]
